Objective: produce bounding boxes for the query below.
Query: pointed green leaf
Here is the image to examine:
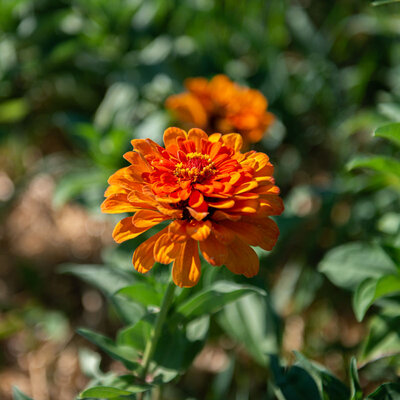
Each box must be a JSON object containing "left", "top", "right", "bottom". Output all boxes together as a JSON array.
[
  {"left": 360, "top": 314, "right": 400, "bottom": 362},
  {"left": 318, "top": 242, "right": 397, "bottom": 290},
  {"left": 176, "top": 281, "right": 266, "bottom": 320},
  {"left": 293, "top": 352, "right": 350, "bottom": 400},
  {"left": 153, "top": 316, "right": 210, "bottom": 372},
  {"left": 78, "top": 375, "right": 152, "bottom": 399},
  {"left": 77, "top": 328, "right": 139, "bottom": 370},
  {"left": 350, "top": 358, "right": 363, "bottom": 400},
  {"left": 12, "top": 387, "right": 33, "bottom": 400},
  {"left": 117, "top": 315, "right": 155, "bottom": 351},
  {"left": 59, "top": 264, "right": 135, "bottom": 296},
  {"left": 218, "top": 294, "right": 280, "bottom": 366},
  {"left": 53, "top": 169, "right": 109, "bottom": 208},
  {"left": 117, "top": 283, "right": 164, "bottom": 307},
  {"left": 109, "top": 294, "right": 145, "bottom": 325},
  {"left": 79, "top": 386, "right": 134, "bottom": 399},
  {"left": 353, "top": 275, "right": 400, "bottom": 321},
  {"left": 372, "top": 0, "right": 400, "bottom": 6},
  {"left": 367, "top": 382, "right": 400, "bottom": 399},
  {"left": 347, "top": 156, "right": 400, "bottom": 182},
  {"left": 269, "top": 356, "right": 321, "bottom": 400},
  {"left": 374, "top": 122, "right": 400, "bottom": 147}
]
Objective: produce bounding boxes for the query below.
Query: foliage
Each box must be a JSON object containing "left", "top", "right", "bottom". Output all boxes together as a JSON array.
[{"left": 3, "top": 0, "right": 400, "bottom": 399}]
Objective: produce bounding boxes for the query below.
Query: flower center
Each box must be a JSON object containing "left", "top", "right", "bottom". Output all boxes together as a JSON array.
[{"left": 174, "top": 152, "right": 216, "bottom": 183}]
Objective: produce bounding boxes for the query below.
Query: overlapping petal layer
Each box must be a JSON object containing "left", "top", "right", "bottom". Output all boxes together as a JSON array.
[
  {"left": 165, "top": 75, "right": 275, "bottom": 146},
  {"left": 102, "top": 128, "right": 283, "bottom": 287}
]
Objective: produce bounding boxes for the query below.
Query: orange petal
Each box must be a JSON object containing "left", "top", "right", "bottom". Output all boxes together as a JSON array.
[
  {"left": 153, "top": 229, "right": 180, "bottom": 264},
  {"left": 188, "top": 128, "right": 208, "bottom": 151},
  {"left": 172, "top": 239, "right": 201, "bottom": 287},
  {"left": 258, "top": 196, "right": 284, "bottom": 216},
  {"left": 186, "top": 220, "right": 211, "bottom": 241},
  {"left": 234, "top": 180, "right": 258, "bottom": 194},
  {"left": 254, "top": 184, "right": 280, "bottom": 195},
  {"left": 131, "top": 139, "right": 161, "bottom": 157},
  {"left": 233, "top": 192, "right": 259, "bottom": 200},
  {"left": 127, "top": 191, "right": 158, "bottom": 209},
  {"left": 101, "top": 194, "right": 138, "bottom": 214},
  {"left": 166, "top": 93, "right": 208, "bottom": 127},
  {"left": 156, "top": 204, "right": 183, "bottom": 219},
  {"left": 123, "top": 151, "right": 151, "bottom": 172},
  {"left": 188, "top": 190, "right": 206, "bottom": 209},
  {"left": 187, "top": 207, "right": 209, "bottom": 221},
  {"left": 132, "top": 229, "right": 166, "bottom": 274},
  {"left": 163, "top": 127, "right": 187, "bottom": 148},
  {"left": 209, "top": 141, "right": 223, "bottom": 160},
  {"left": 212, "top": 222, "right": 236, "bottom": 244},
  {"left": 200, "top": 234, "right": 228, "bottom": 266},
  {"left": 113, "top": 217, "right": 150, "bottom": 243},
  {"left": 225, "top": 237, "right": 259, "bottom": 278},
  {"left": 240, "top": 216, "right": 280, "bottom": 250},
  {"left": 108, "top": 166, "right": 142, "bottom": 189},
  {"left": 229, "top": 199, "right": 259, "bottom": 214},
  {"left": 218, "top": 221, "right": 256, "bottom": 244},
  {"left": 132, "top": 209, "right": 168, "bottom": 228},
  {"left": 168, "top": 220, "right": 189, "bottom": 242},
  {"left": 207, "top": 199, "right": 235, "bottom": 209},
  {"left": 104, "top": 185, "right": 128, "bottom": 197},
  {"left": 208, "top": 133, "right": 222, "bottom": 143},
  {"left": 221, "top": 133, "right": 243, "bottom": 152},
  {"left": 212, "top": 210, "right": 242, "bottom": 221}
]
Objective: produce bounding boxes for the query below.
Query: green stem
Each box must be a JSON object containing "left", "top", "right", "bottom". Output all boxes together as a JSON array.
[{"left": 141, "top": 279, "right": 175, "bottom": 380}]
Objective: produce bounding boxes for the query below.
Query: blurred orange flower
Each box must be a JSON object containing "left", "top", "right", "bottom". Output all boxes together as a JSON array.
[
  {"left": 102, "top": 128, "right": 283, "bottom": 287},
  {"left": 166, "top": 75, "right": 275, "bottom": 145}
]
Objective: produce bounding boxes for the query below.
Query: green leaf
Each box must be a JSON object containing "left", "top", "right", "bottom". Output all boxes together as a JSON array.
[
  {"left": 117, "top": 283, "right": 164, "bottom": 307},
  {"left": 59, "top": 264, "right": 136, "bottom": 296},
  {"left": 109, "top": 294, "right": 145, "bottom": 326},
  {"left": 353, "top": 275, "right": 400, "bottom": 321},
  {"left": 374, "top": 122, "right": 400, "bottom": 147},
  {"left": 12, "top": 387, "right": 33, "bottom": 400},
  {"left": 350, "top": 358, "right": 363, "bottom": 400},
  {"left": 77, "top": 328, "right": 139, "bottom": 370},
  {"left": 347, "top": 156, "right": 400, "bottom": 187},
  {"left": 269, "top": 356, "right": 321, "bottom": 400},
  {"left": 372, "top": 0, "right": 400, "bottom": 6},
  {"left": 293, "top": 352, "right": 350, "bottom": 400},
  {"left": 0, "top": 98, "right": 29, "bottom": 123},
  {"left": 94, "top": 82, "right": 138, "bottom": 130},
  {"left": 360, "top": 313, "right": 400, "bottom": 363},
  {"left": 176, "top": 281, "right": 266, "bottom": 320},
  {"left": 218, "top": 294, "right": 281, "bottom": 366},
  {"left": 117, "top": 315, "right": 155, "bottom": 351},
  {"left": 153, "top": 315, "right": 210, "bottom": 372},
  {"left": 79, "top": 375, "right": 152, "bottom": 398},
  {"left": 318, "top": 242, "right": 397, "bottom": 291},
  {"left": 367, "top": 382, "right": 400, "bottom": 399},
  {"left": 53, "top": 169, "right": 109, "bottom": 208},
  {"left": 79, "top": 386, "right": 133, "bottom": 399}
]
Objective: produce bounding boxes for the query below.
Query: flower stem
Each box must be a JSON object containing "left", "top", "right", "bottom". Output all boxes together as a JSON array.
[{"left": 140, "top": 279, "right": 175, "bottom": 380}]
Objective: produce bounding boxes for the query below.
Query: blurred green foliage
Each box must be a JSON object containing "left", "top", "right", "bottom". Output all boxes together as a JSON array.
[{"left": 3, "top": 0, "right": 400, "bottom": 399}]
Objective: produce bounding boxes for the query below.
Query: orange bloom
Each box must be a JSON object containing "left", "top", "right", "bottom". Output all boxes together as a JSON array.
[
  {"left": 165, "top": 75, "right": 275, "bottom": 146},
  {"left": 101, "top": 128, "right": 283, "bottom": 288}
]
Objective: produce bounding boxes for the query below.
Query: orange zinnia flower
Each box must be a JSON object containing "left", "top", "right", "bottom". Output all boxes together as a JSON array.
[
  {"left": 165, "top": 75, "right": 275, "bottom": 146},
  {"left": 101, "top": 128, "right": 283, "bottom": 287}
]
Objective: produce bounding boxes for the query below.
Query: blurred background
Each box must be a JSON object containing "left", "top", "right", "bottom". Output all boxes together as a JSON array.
[{"left": 1, "top": 0, "right": 400, "bottom": 399}]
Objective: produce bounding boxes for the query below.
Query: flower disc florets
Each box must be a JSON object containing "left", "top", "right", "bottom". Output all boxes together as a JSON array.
[{"left": 101, "top": 127, "right": 283, "bottom": 287}]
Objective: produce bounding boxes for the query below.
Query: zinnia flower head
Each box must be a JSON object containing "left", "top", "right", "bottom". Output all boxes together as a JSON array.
[
  {"left": 165, "top": 75, "right": 275, "bottom": 146},
  {"left": 102, "top": 127, "right": 283, "bottom": 287}
]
